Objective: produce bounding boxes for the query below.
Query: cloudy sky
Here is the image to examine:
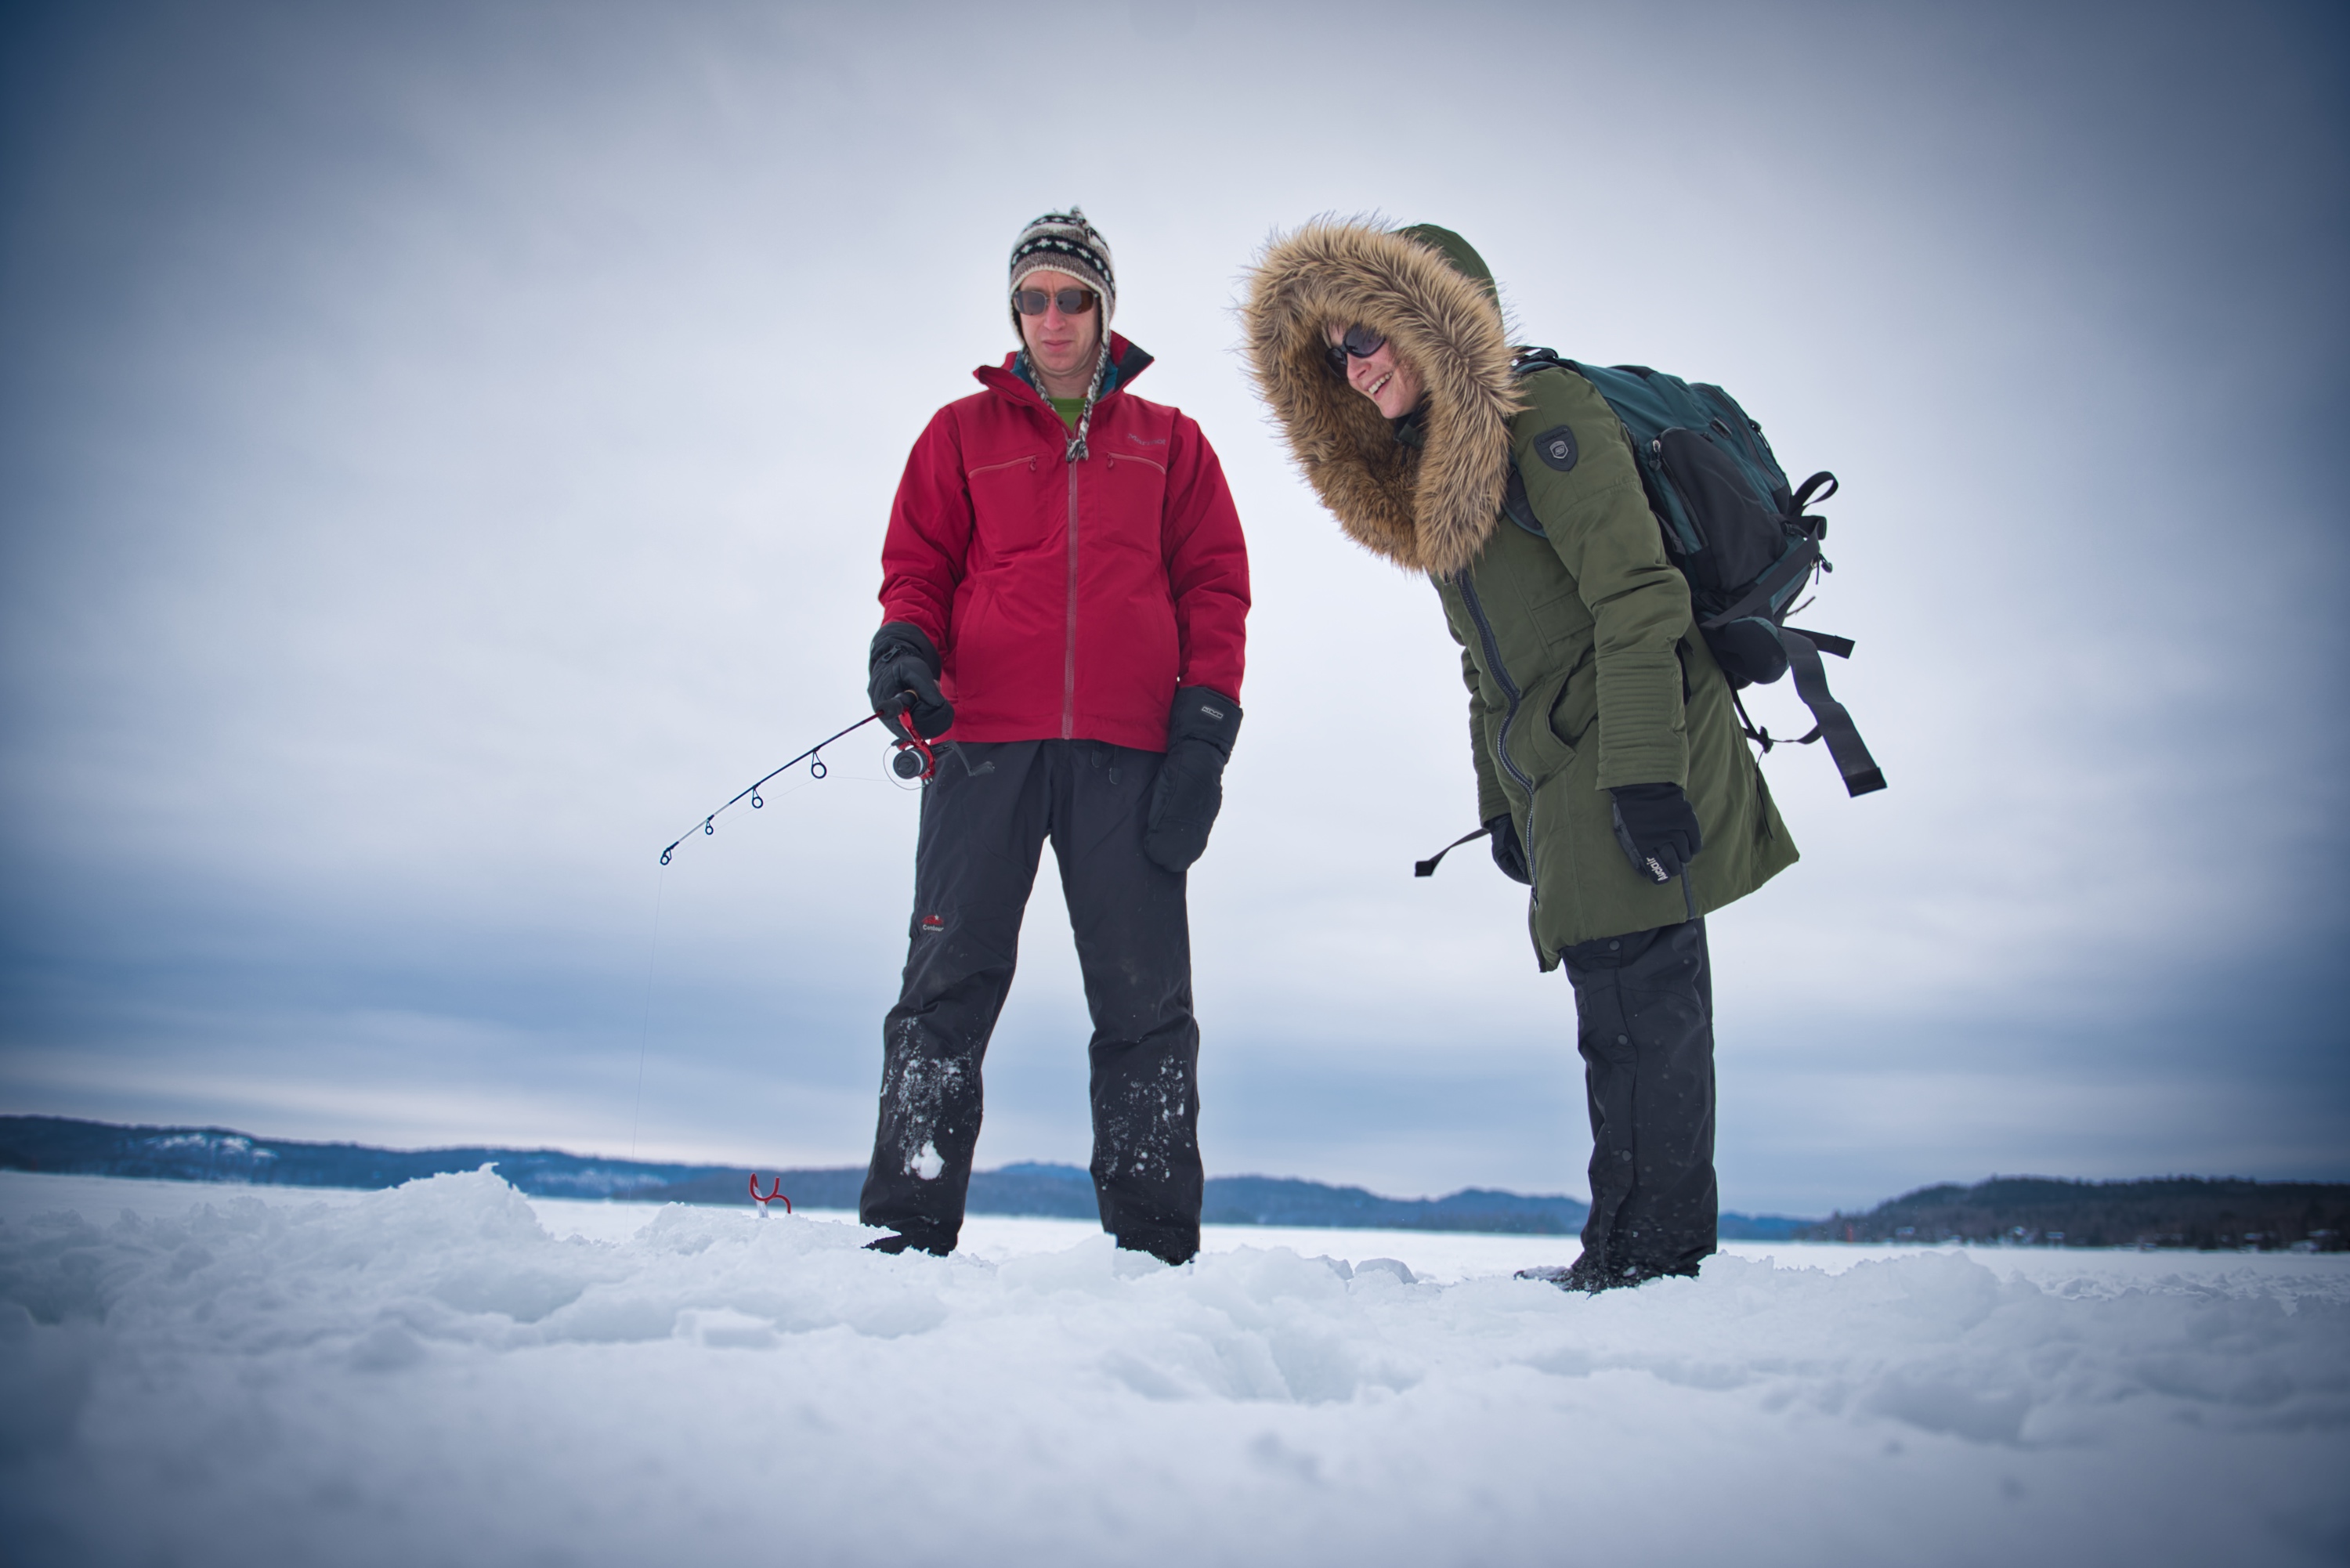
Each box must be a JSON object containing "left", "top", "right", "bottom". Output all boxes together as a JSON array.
[{"left": 2, "top": 0, "right": 2344, "bottom": 1215}]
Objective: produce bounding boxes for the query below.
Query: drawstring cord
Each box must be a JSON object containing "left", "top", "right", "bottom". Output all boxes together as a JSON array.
[{"left": 1022, "top": 342, "right": 1111, "bottom": 462}]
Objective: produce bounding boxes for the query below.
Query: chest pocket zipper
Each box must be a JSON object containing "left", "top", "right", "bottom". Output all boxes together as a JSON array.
[{"left": 967, "top": 455, "right": 1037, "bottom": 482}]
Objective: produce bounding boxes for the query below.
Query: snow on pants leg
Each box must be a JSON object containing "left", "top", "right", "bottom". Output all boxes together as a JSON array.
[
  {"left": 1559, "top": 918, "right": 1718, "bottom": 1280},
  {"left": 859, "top": 739, "right": 1201, "bottom": 1261},
  {"left": 1058, "top": 745, "right": 1202, "bottom": 1266},
  {"left": 858, "top": 739, "right": 1043, "bottom": 1252}
]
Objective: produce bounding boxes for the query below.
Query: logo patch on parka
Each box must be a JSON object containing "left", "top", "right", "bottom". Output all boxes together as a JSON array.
[{"left": 1534, "top": 425, "right": 1578, "bottom": 473}]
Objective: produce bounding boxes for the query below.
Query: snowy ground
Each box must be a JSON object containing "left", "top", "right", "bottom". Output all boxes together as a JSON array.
[{"left": 2, "top": 1171, "right": 2345, "bottom": 1567}]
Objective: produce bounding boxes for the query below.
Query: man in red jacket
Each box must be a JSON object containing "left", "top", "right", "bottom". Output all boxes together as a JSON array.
[{"left": 859, "top": 208, "right": 1250, "bottom": 1264}]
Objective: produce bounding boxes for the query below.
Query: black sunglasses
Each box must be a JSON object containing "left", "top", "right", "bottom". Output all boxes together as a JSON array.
[
  {"left": 1014, "top": 287, "right": 1099, "bottom": 316},
  {"left": 1324, "top": 323, "right": 1386, "bottom": 375}
]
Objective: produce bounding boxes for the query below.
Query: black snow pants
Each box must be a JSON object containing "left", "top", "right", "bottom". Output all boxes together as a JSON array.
[
  {"left": 1559, "top": 917, "right": 1718, "bottom": 1282},
  {"left": 859, "top": 739, "right": 1202, "bottom": 1263}
]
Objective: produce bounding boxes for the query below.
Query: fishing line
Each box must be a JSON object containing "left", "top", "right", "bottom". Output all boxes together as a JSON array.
[
  {"left": 631, "top": 707, "right": 938, "bottom": 1174},
  {"left": 630, "top": 862, "right": 666, "bottom": 1162}
]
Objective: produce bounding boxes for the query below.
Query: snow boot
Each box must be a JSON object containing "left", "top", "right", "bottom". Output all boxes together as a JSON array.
[
  {"left": 1517, "top": 1255, "right": 1700, "bottom": 1293},
  {"left": 864, "top": 1232, "right": 951, "bottom": 1257}
]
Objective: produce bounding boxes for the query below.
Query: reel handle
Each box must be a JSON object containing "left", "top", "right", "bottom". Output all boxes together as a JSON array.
[{"left": 885, "top": 696, "right": 942, "bottom": 781}]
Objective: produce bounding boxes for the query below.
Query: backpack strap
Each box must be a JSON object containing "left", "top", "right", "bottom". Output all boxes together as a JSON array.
[
  {"left": 1730, "top": 688, "right": 1776, "bottom": 753},
  {"left": 1791, "top": 471, "right": 1839, "bottom": 511},
  {"left": 1781, "top": 625, "right": 1853, "bottom": 659},
  {"left": 1501, "top": 457, "right": 1545, "bottom": 537},
  {"left": 1502, "top": 351, "right": 1569, "bottom": 538},
  {"left": 1414, "top": 825, "right": 1493, "bottom": 877},
  {"left": 1698, "top": 536, "right": 1821, "bottom": 629},
  {"left": 1777, "top": 630, "right": 1885, "bottom": 796}
]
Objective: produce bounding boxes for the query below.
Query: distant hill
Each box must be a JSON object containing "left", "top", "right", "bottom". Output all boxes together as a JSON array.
[
  {"left": 0, "top": 1115, "right": 1818, "bottom": 1238},
  {"left": 1799, "top": 1176, "right": 2350, "bottom": 1251},
  {"left": 0, "top": 1113, "right": 732, "bottom": 1198}
]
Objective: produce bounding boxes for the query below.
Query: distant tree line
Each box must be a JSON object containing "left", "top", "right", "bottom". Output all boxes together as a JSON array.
[
  {"left": 0, "top": 1116, "right": 1835, "bottom": 1236},
  {"left": 38, "top": 1117, "right": 2334, "bottom": 1248},
  {"left": 1799, "top": 1176, "right": 2349, "bottom": 1251}
]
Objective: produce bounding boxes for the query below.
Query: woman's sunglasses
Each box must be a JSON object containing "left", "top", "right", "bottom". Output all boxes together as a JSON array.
[
  {"left": 1014, "top": 287, "right": 1099, "bottom": 316},
  {"left": 1325, "top": 323, "right": 1386, "bottom": 376}
]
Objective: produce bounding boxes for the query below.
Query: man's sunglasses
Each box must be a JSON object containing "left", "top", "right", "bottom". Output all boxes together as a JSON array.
[
  {"left": 1014, "top": 287, "right": 1099, "bottom": 316},
  {"left": 1325, "top": 323, "right": 1386, "bottom": 376}
]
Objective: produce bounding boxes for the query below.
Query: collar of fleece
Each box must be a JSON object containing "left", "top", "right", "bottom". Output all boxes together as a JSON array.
[{"left": 1242, "top": 221, "right": 1520, "bottom": 578}]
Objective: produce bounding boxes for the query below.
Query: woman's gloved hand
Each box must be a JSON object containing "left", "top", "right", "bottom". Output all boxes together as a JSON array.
[
  {"left": 1608, "top": 782, "right": 1702, "bottom": 883},
  {"left": 1144, "top": 687, "right": 1242, "bottom": 873},
  {"left": 1487, "top": 812, "right": 1531, "bottom": 883}
]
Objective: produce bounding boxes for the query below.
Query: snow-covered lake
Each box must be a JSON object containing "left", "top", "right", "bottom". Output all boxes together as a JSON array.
[{"left": 2, "top": 1170, "right": 2344, "bottom": 1566}]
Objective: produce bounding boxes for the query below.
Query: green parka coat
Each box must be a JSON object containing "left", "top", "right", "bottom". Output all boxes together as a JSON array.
[{"left": 1242, "top": 221, "right": 1796, "bottom": 966}]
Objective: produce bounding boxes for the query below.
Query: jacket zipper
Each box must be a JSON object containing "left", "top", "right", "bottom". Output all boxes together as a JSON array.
[
  {"left": 1457, "top": 569, "right": 1541, "bottom": 894},
  {"left": 1457, "top": 566, "right": 1532, "bottom": 799},
  {"left": 1062, "top": 461, "right": 1079, "bottom": 739}
]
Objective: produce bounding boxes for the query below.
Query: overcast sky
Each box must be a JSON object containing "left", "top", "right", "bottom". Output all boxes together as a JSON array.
[{"left": 2, "top": 0, "right": 2344, "bottom": 1215}]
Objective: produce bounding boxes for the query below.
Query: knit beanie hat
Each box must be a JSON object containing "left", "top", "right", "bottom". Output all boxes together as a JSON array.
[
  {"left": 1009, "top": 208, "right": 1116, "bottom": 464},
  {"left": 1009, "top": 207, "right": 1116, "bottom": 325}
]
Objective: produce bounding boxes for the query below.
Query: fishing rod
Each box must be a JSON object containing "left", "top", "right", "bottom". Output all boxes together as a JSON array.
[
  {"left": 633, "top": 703, "right": 941, "bottom": 1201},
  {"left": 656, "top": 709, "right": 941, "bottom": 865}
]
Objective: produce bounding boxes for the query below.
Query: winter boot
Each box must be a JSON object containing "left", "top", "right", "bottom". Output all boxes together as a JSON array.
[
  {"left": 1517, "top": 1254, "right": 1699, "bottom": 1293},
  {"left": 864, "top": 1231, "right": 951, "bottom": 1257}
]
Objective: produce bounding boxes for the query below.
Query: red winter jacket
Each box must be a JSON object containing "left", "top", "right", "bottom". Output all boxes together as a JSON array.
[{"left": 878, "top": 334, "right": 1249, "bottom": 752}]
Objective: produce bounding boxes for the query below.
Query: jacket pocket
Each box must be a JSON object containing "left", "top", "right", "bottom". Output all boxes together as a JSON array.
[
  {"left": 1546, "top": 653, "right": 1597, "bottom": 753},
  {"left": 1528, "top": 585, "right": 1593, "bottom": 653},
  {"left": 1509, "top": 669, "right": 1579, "bottom": 785},
  {"left": 1100, "top": 453, "right": 1170, "bottom": 558},
  {"left": 967, "top": 454, "right": 1050, "bottom": 555}
]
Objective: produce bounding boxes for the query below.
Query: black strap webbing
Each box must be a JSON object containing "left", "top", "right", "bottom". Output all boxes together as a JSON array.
[
  {"left": 1730, "top": 688, "right": 1775, "bottom": 753},
  {"left": 1780, "top": 625, "right": 1854, "bottom": 659},
  {"left": 1779, "top": 630, "right": 1885, "bottom": 795},
  {"left": 1415, "top": 826, "right": 1491, "bottom": 878},
  {"left": 1701, "top": 537, "right": 1820, "bottom": 630},
  {"left": 1791, "top": 471, "right": 1838, "bottom": 511}
]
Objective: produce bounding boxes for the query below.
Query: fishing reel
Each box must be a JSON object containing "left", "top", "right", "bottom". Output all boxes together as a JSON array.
[{"left": 888, "top": 704, "right": 941, "bottom": 781}]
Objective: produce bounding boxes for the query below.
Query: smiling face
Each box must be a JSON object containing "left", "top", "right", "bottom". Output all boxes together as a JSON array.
[
  {"left": 1326, "top": 322, "right": 1425, "bottom": 420},
  {"left": 1016, "top": 269, "right": 1104, "bottom": 397}
]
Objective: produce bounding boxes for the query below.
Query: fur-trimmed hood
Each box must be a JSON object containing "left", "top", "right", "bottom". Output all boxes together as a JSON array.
[{"left": 1240, "top": 220, "right": 1520, "bottom": 577}]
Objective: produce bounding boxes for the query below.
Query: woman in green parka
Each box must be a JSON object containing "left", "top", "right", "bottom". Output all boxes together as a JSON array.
[{"left": 1242, "top": 219, "right": 1798, "bottom": 1290}]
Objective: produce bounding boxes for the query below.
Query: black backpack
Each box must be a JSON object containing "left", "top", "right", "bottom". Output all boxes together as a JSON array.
[{"left": 1507, "top": 349, "right": 1884, "bottom": 797}]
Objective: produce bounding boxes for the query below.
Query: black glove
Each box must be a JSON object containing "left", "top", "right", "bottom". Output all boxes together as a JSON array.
[
  {"left": 1487, "top": 812, "right": 1531, "bottom": 884},
  {"left": 1609, "top": 782, "right": 1702, "bottom": 884},
  {"left": 867, "top": 622, "right": 953, "bottom": 742},
  {"left": 1144, "top": 687, "right": 1242, "bottom": 873}
]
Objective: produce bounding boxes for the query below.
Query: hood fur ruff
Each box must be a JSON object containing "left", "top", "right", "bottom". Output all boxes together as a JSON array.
[{"left": 1242, "top": 220, "right": 1520, "bottom": 577}]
